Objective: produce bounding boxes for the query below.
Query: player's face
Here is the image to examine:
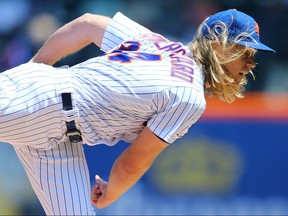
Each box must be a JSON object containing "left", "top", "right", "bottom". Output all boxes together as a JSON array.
[{"left": 222, "top": 46, "right": 256, "bottom": 84}]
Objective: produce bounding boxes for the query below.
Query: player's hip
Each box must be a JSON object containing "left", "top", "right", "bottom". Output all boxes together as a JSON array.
[{"left": 0, "top": 63, "right": 80, "bottom": 148}]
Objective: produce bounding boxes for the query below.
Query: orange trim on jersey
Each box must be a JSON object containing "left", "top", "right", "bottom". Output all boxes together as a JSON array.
[{"left": 202, "top": 92, "right": 288, "bottom": 120}]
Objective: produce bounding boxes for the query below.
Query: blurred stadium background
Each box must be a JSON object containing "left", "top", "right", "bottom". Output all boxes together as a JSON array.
[{"left": 0, "top": 0, "right": 288, "bottom": 215}]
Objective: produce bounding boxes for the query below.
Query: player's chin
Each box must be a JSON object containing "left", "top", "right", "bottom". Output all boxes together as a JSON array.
[{"left": 234, "top": 74, "right": 245, "bottom": 84}]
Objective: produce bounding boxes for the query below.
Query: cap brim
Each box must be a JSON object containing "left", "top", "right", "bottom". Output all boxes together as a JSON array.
[{"left": 237, "top": 41, "right": 276, "bottom": 53}]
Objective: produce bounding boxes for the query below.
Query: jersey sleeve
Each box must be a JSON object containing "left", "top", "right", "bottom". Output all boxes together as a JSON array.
[
  {"left": 101, "top": 12, "right": 151, "bottom": 52},
  {"left": 147, "top": 87, "right": 206, "bottom": 144}
]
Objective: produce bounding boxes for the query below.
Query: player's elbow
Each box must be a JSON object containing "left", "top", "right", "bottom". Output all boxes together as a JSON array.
[
  {"left": 76, "top": 13, "right": 97, "bottom": 34},
  {"left": 79, "top": 13, "right": 96, "bottom": 24},
  {"left": 121, "top": 157, "right": 151, "bottom": 175},
  {"left": 77, "top": 13, "right": 111, "bottom": 47}
]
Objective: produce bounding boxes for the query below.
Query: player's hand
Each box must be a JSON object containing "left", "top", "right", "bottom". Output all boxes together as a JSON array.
[{"left": 91, "top": 175, "right": 115, "bottom": 209}]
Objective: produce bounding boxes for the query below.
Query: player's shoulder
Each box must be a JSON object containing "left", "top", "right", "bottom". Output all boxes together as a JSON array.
[{"left": 101, "top": 12, "right": 151, "bottom": 51}]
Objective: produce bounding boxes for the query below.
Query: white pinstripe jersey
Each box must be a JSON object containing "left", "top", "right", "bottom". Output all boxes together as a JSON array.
[
  {"left": 0, "top": 12, "right": 206, "bottom": 148},
  {"left": 69, "top": 12, "right": 206, "bottom": 146}
]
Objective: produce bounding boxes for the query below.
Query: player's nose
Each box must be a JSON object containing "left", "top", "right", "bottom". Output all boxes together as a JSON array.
[{"left": 246, "top": 57, "right": 256, "bottom": 69}]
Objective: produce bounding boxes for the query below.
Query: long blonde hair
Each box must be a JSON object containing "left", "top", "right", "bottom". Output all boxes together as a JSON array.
[{"left": 188, "top": 20, "right": 257, "bottom": 103}]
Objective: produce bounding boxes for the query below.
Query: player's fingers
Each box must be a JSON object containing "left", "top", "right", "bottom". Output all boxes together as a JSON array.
[
  {"left": 92, "top": 192, "right": 102, "bottom": 198},
  {"left": 92, "top": 185, "right": 102, "bottom": 193},
  {"left": 92, "top": 187, "right": 101, "bottom": 194},
  {"left": 91, "top": 188, "right": 102, "bottom": 205},
  {"left": 91, "top": 195, "right": 99, "bottom": 205}
]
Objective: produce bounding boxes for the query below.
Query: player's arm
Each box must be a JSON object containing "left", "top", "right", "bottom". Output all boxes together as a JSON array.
[
  {"left": 30, "top": 13, "right": 111, "bottom": 65},
  {"left": 91, "top": 126, "right": 169, "bottom": 208}
]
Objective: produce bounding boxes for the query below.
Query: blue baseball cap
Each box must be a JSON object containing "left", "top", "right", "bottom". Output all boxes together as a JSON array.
[{"left": 202, "top": 9, "right": 275, "bottom": 53}]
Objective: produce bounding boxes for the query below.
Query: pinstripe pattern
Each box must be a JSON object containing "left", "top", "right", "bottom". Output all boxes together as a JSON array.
[
  {"left": 14, "top": 141, "right": 94, "bottom": 215},
  {"left": 101, "top": 13, "right": 150, "bottom": 52},
  {"left": 0, "top": 11, "right": 206, "bottom": 215},
  {"left": 0, "top": 63, "right": 72, "bottom": 149},
  {"left": 69, "top": 12, "right": 206, "bottom": 145},
  {"left": 0, "top": 63, "right": 95, "bottom": 215}
]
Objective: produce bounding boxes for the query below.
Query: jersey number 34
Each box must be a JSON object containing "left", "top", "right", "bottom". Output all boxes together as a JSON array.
[{"left": 107, "top": 41, "right": 161, "bottom": 63}]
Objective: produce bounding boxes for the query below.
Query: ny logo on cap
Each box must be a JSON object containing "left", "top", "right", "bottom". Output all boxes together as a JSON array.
[{"left": 254, "top": 22, "right": 260, "bottom": 37}]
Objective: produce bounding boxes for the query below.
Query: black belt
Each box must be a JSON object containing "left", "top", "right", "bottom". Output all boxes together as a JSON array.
[{"left": 61, "top": 93, "right": 82, "bottom": 143}]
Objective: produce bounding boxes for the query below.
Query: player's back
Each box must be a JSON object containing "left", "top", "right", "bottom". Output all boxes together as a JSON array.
[{"left": 67, "top": 34, "right": 206, "bottom": 146}]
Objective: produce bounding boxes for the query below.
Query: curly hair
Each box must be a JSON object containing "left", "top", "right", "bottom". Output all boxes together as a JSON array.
[{"left": 188, "top": 20, "right": 257, "bottom": 103}]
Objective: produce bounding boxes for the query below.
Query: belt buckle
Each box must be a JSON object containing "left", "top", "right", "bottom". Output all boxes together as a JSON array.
[{"left": 66, "top": 129, "right": 83, "bottom": 143}]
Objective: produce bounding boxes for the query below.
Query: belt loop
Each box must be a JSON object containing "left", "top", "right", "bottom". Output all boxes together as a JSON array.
[{"left": 61, "top": 93, "right": 82, "bottom": 143}]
